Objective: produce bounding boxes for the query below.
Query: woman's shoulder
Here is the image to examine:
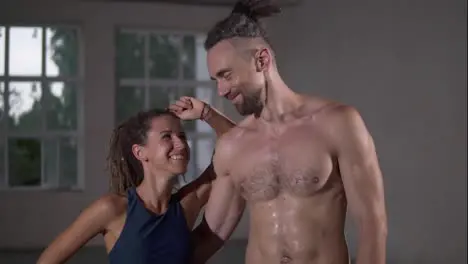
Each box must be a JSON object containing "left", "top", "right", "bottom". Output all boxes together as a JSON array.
[{"left": 89, "top": 193, "right": 128, "bottom": 221}]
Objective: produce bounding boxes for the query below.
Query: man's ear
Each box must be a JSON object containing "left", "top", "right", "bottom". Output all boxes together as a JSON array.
[
  {"left": 132, "top": 144, "right": 148, "bottom": 162},
  {"left": 254, "top": 47, "right": 272, "bottom": 72}
]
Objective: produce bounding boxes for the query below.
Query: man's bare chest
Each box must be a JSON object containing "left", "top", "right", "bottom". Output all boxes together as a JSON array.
[{"left": 226, "top": 126, "right": 336, "bottom": 201}]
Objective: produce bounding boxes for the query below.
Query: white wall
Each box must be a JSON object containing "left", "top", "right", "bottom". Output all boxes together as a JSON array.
[{"left": 0, "top": 0, "right": 466, "bottom": 264}]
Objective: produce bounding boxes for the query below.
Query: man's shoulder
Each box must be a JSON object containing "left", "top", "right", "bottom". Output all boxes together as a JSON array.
[
  {"left": 324, "top": 103, "right": 360, "bottom": 123},
  {"left": 301, "top": 96, "right": 368, "bottom": 146},
  {"left": 214, "top": 127, "right": 242, "bottom": 156},
  {"left": 302, "top": 95, "right": 361, "bottom": 125},
  {"left": 218, "top": 115, "right": 254, "bottom": 142},
  {"left": 213, "top": 115, "right": 254, "bottom": 161}
]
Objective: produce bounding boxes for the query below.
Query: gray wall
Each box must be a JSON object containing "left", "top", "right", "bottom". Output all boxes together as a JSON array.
[
  {"left": 0, "top": 0, "right": 466, "bottom": 264},
  {"left": 268, "top": 0, "right": 467, "bottom": 263}
]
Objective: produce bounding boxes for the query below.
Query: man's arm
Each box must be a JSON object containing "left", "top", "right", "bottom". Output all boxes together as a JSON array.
[
  {"left": 191, "top": 175, "right": 246, "bottom": 264},
  {"left": 183, "top": 103, "right": 237, "bottom": 206},
  {"left": 332, "top": 106, "right": 387, "bottom": 264},
  {"left": 190, "top": 139, "right": 246, "bottom": 264}
]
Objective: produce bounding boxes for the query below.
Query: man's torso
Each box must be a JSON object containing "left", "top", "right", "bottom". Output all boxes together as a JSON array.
[{"left": 217, "top": 98, "right": 350, "bottom": 264}]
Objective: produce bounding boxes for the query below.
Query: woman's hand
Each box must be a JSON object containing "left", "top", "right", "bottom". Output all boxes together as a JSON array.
[{"left": 168, "top": 96, "right": 210, "bottom": 120}]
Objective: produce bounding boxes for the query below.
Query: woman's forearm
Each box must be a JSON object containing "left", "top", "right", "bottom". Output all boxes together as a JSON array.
[{"left": 202, "top": 106, "right": 236, "bottom": 136}]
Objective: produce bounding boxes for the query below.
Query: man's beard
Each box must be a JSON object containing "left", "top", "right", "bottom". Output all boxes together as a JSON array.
[{"left": 235, "top": 91, "right": 263, "bottom": 116}]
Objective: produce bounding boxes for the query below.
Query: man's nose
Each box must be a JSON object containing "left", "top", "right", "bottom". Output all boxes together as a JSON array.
[{"left": 217, "top": 83, "right": 230, "bottom": 97}]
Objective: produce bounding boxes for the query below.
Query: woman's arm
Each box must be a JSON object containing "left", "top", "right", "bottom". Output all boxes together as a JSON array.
[
  {"left": 168, "top": 96, "right": 236, "bottom": 137},
  {"left": 37, "top": 195, "right": 122, "bottom": 264},
  {"left": 170, "top": 97, "right": 236, "bottom": 224},
  {"left": 199, "top": 103, "right": 236, "bottom": 137}
]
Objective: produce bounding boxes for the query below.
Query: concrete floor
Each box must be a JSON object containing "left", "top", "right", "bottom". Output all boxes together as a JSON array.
[{"left": 0, "top": 240, "right": 247, "bottom": 264}]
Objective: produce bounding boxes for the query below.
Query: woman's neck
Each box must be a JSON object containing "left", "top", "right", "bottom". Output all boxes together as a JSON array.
[{"left": 136, "top": 172, "right": 174, "bottom": 214}]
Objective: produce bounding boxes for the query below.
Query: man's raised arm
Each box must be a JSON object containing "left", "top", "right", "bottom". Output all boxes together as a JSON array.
[{"left": 190, "top": 139, "right": 246, "bottom": 264}]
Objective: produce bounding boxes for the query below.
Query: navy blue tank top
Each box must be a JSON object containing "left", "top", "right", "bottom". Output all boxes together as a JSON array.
[{"left": 108, "top": 188, "right": 191, "bottom": 264}]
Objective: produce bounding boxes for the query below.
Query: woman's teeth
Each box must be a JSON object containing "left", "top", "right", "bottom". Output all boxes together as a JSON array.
[{"left": 170, "top": 155, "right": 185, "bottom": 160}]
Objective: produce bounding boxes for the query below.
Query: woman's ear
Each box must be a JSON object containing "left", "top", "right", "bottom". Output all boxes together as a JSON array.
[{"left": 132, "top": 144, "right": 148, "bottom": 162}]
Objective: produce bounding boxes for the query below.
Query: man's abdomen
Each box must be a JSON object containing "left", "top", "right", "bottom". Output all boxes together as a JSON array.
[{"left": 245, "top": 195, "right": 349, "bottom": 264}]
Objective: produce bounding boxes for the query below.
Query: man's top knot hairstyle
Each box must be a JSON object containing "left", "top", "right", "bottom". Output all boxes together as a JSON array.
[
  {"left": 231, "top": 0, "right": 280, "bottom": 21},
  {"left": 204, "top": 0, "right": 281, "bottom": 50}
]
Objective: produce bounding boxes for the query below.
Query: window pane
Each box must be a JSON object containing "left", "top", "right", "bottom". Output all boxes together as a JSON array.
[
  {"left": 43, "top": 138, "right": 58, "bottom": 186},
  {"left": 0, "top": 26, "right": 5, "bottom": 76},
  {"left": 177, "top": 86, "right": 196, "bottom": 132},
  {"left": 8, "top": 82, "right": 42, "bottom": 131},
  {"left": 116, "top": 85, "right": 145, "bottom": 124},
  {"left": 196, "top": 138, "right": 214, "bottom": 173},
  {"left": 185, "top": 139, "right": 197, "bottom": 182},
  {"left": 58, "top": 137, "right": 78, "bottom": 186},
  {"left": 182, "top": 35, "right": 195, "bottom": 80},
  {"left": 44, "top": 137, "right": 78, "bottom": 187},
  {"left": 195, "top": 86, "right": 214, "bottom": 133},
  {"left": 183, "top": 34, "right": 210, "bottom": 81},
  {"left": 149, "top": 86, "right": 172, "bottom": 110},
  {"left": 9, "top": 27, "right": 43, "bottom": 76},
  {"left": 46, "top": 27, "right": 79, "bottom": 77},
  {"left": 8, "top": 138, "right": 41, "bottom": 187},
  {"left": 45, "top": 82, "right": 77, "bottom": 130},
  {"left": 195, "top": 35, "right": 210, "bottom": 81},
  {"left": 0, "top": 137, "right": 5, "bottom": 187},
  {"left": 149, "top": 34, "right": 179, "bottom": 79},
  {"left": 0, "top": 82, "right": 4, "bottom": 123},
  {"left": 116, "top": 31, "right": 145, "bottom": 78},
  {"left": 149, "top": 86, "right": 197, "bottom": 132}
]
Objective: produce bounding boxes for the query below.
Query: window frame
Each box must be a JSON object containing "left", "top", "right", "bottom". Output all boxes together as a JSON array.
[
  {"left": 115, "top": 27, "right": 221, "bottom": 184},
  {"left": 0, "top": 23, "right": 85, "bottom": 191}
]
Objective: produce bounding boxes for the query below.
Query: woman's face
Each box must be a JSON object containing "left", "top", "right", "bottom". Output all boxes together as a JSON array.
[{"left": 133, "top": 114, "right": 190, "bottom": 177}]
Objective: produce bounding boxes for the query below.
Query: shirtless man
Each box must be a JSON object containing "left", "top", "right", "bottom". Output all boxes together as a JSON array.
[{"left": 191, "top": 1, "right": 387, "bottom": 264}]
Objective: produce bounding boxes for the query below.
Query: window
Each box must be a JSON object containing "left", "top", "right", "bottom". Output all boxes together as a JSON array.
[
  {"left": 0, "top": 25, "right": 82, "bottom": 190},
  {"left": 115, "top": 29, "right": 216, "bottom": 185}
]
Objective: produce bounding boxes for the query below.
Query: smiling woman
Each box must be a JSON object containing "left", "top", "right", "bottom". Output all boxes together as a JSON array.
[
  {"left": 37, "top": 97, "right": 236, "bottom": 264},
  {"left": 0, "top": 24, "right": 82, "bottom": 189}
]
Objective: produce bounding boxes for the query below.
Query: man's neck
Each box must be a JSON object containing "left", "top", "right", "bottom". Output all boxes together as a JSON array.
[
  {"left": 259, "top": 75, "right": 303, "bottom": 122},
  {"left": 136, "top": 170, "right": 174, "bottom": 214}
]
